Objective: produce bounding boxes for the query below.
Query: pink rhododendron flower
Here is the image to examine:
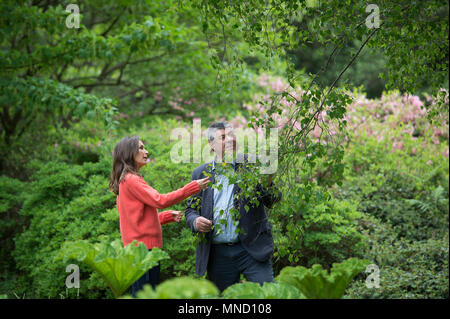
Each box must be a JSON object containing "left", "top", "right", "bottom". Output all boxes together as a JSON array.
[{"left": 410, "top": 96, "right": 423, "bottom": 108}]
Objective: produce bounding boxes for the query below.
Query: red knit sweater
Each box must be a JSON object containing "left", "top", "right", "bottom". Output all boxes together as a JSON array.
[{"left": 117, "top": 173, "right": 200, "bottom": 249}]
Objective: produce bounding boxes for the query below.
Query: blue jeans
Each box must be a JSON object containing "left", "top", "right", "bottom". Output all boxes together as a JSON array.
[
  {"left": 207, "top": 242, "right": 274, "bottom": 292},
  {"left": 131, "top": 250, "right": 160, "bottom": 298}
]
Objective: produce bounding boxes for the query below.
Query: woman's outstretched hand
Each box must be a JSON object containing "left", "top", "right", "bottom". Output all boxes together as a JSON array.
[
  {"left": 172, "top": 211, "right": 182, "bottom": 222},
  {"left": 195, "top": 177, "right": 210, "bottom": 190}
]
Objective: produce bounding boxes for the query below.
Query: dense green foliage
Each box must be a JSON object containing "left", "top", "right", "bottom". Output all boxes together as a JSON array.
[
  {"left": 272, "top": 181, "right": 366, "bottom": 271},
  {"left": 336, "top": 93, "right": 449, "bottom": 298},
  {"left": 345, "top": 222, "right": 449, "bottom": 298},
  {"left": 10, "top": 159, "right": 119, "bottom": 298}
]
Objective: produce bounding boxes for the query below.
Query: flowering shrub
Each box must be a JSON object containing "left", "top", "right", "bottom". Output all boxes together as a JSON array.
[{"left": 242, "top": 73, "right": 448, "bottom": 156}]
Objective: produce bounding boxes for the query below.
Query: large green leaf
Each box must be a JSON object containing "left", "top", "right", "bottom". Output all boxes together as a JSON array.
[
  {"left": 122, "top": 277, "right": 219, "bottom": 299},
  {"left": 222, "top": 282, "right": 266, "bottom": 299},
  {"left": 222, "top": 281, "right": 304, "bottom": 299},
  {"left": 275, "top": 258, "right": 371, "bottom": 298},
  {"left": 261, "top": 282, "right": 305, "bottom": 299},
  {"left": 59, "top": 239, "right": 169, "bottom": 298}
]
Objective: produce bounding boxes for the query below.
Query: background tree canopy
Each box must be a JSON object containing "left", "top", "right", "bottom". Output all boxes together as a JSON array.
[{"left": 0, "top": 0, "right": 448, "bottom": 299}]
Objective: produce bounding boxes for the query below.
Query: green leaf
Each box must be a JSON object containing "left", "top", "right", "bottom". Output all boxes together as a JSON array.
[
  {"left": 275, "top": 258, "right": 371, "bottom": 298},
  {"left": 261, "top": 282, "right": 305, "bottom": 299},
  {"left": 222, "top": 282, "right": 265, "bottom": 299},
  {"left": 59, "top": 239, "right": 169, "bottom": 298},
  {"left": 123, "top": 277, "right": 219, "bottom": 299}
]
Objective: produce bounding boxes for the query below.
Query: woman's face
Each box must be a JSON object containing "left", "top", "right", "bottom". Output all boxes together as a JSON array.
[{"left": 134, "top": 140, "right": 149, "bottom": 170}]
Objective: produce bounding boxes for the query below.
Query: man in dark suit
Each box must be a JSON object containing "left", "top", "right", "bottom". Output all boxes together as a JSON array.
[{"left": 184, "top": 121, "right": 282, "bottom": 292}]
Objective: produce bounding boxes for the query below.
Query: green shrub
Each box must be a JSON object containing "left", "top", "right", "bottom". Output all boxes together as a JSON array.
[
  {"left": 345, "top": 217, "right": 449, "bottom": 298},
  {"left": 339, "top": 129, "right": 449, "bottom": 241},
  {"left": 337, "top": 129, "right": 449, "bottom": 298},
  {"left": 0, "top": 176, "right": 26, "bottom": 296},
  {"left": 271, "top": 180, "right": 367, "bottom": 272},
  {"left": 11, "top": 159, "right": 119, "bottom": 298}
]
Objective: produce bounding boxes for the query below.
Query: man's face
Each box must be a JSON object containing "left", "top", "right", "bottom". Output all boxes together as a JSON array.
[{"left": 209, "top": 127, "right": 236, "bottom": 160}]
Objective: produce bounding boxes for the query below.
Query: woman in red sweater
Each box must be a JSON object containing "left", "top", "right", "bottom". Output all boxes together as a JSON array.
[{"left": 109, "top": 136, "right": 209, "bottom": 297}]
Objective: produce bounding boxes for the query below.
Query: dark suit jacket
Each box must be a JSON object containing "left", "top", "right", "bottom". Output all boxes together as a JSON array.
[{"left": 184, "top": 156, "right": 282, "bottom": 276}]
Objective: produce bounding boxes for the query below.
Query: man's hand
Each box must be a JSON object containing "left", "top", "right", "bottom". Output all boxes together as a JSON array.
[
  {"left": 194, "top": 216, "right": 213, "bottom": 232},
  {"left": 172, "top": 211, "right": 182, "bottom": 222}
]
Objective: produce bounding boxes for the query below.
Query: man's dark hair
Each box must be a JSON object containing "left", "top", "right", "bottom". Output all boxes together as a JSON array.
[{"left": 207, "top": 121, "right": 233, "bottom": 142}]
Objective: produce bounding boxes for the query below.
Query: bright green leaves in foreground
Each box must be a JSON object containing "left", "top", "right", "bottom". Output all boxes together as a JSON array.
[
  {"left": 222, "top": 282, "right": 304, "bottom": 299},
  {"left": 275, "top": 258, "right": 370, "bottom": 299},
  {"left": 122, "top": 277, "right": 219, "bottom": 299},
  {"left": 127, "top": 258, "right": 369, "bottom": 299},
  {"left": 221, "top": 258, "right": 369, "bottom": 299},
  {"left": 59, "top": 237, "right": 368, "bottom": 299},
  {"left": 59, "top": 239, "right": 169, "bottom": 298},
  {"left": 126, "top": 278, "right": 303, "bottom": 299}
]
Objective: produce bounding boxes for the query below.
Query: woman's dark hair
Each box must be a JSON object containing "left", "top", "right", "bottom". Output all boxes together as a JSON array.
[{"left": 109, "top": 136, "right": 141, "bottom": 195}]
